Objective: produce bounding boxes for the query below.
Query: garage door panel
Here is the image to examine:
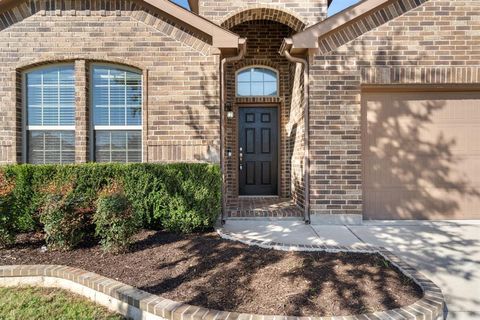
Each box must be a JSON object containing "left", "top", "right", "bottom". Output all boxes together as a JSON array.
[
  {"left": 365, "top": 91, "right": 480, "bottom": 122},
  {"left": 365, "top": 186, "right": 480, "bottom": 220},
  {"left": 363, "top": 90, "right": 480, "bottom": 220},
  {"left": 364, "top": 154, "right": 480, "bottom": 187}
]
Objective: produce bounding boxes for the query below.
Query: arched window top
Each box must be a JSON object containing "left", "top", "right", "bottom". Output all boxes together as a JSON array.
[
  {"left": 91, "top": 64, "right": 142, "bottom": 127},
  {"left": 25, "top": 64, "right": 76, "bottom": 127},
  {"left": 236, "top": 66, "right": 279, "bottom": 97}
]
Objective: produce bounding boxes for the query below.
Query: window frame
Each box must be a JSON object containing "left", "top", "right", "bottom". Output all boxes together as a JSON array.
[
  {"left": 89, "top": 63, "right": 144, "bottom": 163},
  {"left": 22, "top": 63, "right": 76, "bottom": 164},
  {"left": 235, "top": 66, "right": 280, "bottom": 98}
]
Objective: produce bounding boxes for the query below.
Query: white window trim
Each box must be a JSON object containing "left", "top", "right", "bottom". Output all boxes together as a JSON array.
[
  {"left": 235, "top": 65, "right": 280, "bottom": 98},
  {"left": 94, "top": 125, "right": 142, "bottom": 131},
  {"left": 27, "top": 125, "right": 76, "bottom": 131},
  {"left": 89, "top": 63, "right": 144, "bottom": 163},
  {"left": 22, "top": 63, "right": 76, "bottom": 164}
]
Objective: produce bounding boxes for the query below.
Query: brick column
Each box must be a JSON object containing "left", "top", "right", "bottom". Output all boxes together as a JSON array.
[{"left": 75, "top": 60, "right": 89, "bottom": 163}]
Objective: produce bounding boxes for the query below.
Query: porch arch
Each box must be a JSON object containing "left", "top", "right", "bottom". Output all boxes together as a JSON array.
[
  {"left": 221, "top": 5, "right": 306, "bottom": 31},
  {"left": 232, "top": 59, "right": 282, "bottom": 73}
]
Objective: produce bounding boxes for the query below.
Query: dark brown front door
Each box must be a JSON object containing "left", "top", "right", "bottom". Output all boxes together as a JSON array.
[{"left": 238, "top": 107, "right": 278, "bottom": 196}]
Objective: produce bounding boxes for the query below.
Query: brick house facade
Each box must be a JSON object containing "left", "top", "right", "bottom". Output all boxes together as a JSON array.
[{"left": 0, "top": 0, "right": 479, "bottom": 222}]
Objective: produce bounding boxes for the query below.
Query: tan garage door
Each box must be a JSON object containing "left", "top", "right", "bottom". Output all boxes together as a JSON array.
[{"left": 362, "top": 90, "right": 480, "bottom": 220}]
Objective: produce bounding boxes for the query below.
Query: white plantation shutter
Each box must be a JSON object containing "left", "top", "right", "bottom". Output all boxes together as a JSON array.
[
  {"left": 28, "top": 131, "right": 75, "bottom": 164},
  {"left": 95, "top": 131, "right": 142, "bottom": 163},
  {"left": 25, "top": 65, "right": 76, "bottom": 164},
  {"left": 92, "top": 65, "right": 142, "bottom": 163}
]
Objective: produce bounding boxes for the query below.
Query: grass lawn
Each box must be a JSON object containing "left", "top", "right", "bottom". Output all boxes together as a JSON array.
[{"left": 0, "top": 286, "right": 124, "bottom": 320}]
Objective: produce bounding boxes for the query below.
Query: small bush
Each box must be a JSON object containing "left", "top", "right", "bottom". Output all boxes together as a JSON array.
[
  {"left": 0, "top": 173, "right": 16, "bottom": 247},
  {"left": 94, "top": 182, "right": 140, "bottom": 253},
  {"left": 40, "top": 181, "right": 90, "bottom": 251}
]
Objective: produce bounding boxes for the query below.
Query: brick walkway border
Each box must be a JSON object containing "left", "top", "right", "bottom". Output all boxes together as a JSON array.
[{"left": 0, "top": 236, "right": 445, "bottom": 320}]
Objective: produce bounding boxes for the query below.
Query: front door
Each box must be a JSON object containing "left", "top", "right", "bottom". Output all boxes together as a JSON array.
[{"left": 238, "top": 107, "right": 278, "bottom": 195}]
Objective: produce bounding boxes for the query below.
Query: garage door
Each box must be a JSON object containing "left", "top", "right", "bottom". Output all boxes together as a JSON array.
[{"left": 362, "top": 90, "right": 480, "bottom": 220}]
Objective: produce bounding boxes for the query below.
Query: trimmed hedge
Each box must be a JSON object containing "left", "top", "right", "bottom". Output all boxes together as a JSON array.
[
  {"left": 0, "top": 163, "right": 221, "bottom": 240},
  {"left": 95, "top": 182, "right": 141, "bottom": 253}
]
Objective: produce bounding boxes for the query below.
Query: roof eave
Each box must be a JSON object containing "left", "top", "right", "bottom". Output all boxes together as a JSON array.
[
  {"left": 280, "top": 38, "right": 308, "bottom": 57},
  {"left": 188, "top": 0, "right": 199, "bottom": 13},
  {"left": 0, "top": 0, "right": 240, "bottom": 50},
  {"left": 290, "top": 0, "right": 398, "bottom": 50},
  {"left": 143, "top": 0, "right": 239, "bottom": 49}
]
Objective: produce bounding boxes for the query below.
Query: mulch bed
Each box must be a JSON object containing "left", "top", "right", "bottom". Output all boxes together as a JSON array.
[{"left": 0, "top": 230, "right": 423, "bottom": 317}]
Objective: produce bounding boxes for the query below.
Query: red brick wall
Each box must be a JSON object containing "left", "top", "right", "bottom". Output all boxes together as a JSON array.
[
  {"left": 0, "top": 0, "right": 220, "bottom": 164},
  {"left": 308, "top": 0, "right": 480, "bottom": 219}
]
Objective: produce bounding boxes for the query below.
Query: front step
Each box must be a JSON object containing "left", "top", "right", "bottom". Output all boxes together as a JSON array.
[
  {"left": 224, "top": 216, "right": 304, "bottom": 221},
  {"left": 226, "top": 197, "right": 304, "bottom": 219}
]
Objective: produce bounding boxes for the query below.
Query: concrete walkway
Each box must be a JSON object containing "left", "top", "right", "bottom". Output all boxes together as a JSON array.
[{"left": 222, "top": 220, "right": 480, "bottom": 320}]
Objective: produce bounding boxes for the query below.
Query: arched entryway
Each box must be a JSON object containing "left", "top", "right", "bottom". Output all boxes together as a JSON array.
[
  {"left": 222, "top": 7, "right": 307, "bottom": 219},
  {"left": 221, "top": 6, "right": 306, "bottom": 32}
]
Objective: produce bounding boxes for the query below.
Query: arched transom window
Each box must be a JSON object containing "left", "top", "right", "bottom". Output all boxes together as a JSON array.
[{"left": 236, "top": 67, "right": 279, "bottom": 97}]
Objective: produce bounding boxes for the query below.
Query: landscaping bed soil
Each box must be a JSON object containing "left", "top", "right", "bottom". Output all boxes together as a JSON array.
[{"left": 0, "top": 230, "right": 423, "bottom": 317}]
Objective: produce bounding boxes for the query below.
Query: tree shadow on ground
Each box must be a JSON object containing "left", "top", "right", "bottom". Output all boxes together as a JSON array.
[
  {"left": 138, "top": 233, "right": 422, "bottom": 316},
  {"left": 351, "top": 222, "right": 480, "bottom": 319},
  {"left": 1, "top": 230, "right": 424, "bottom": 317},
  {"left": 138, "top": 233, "right": 285, "bottom": 312}
]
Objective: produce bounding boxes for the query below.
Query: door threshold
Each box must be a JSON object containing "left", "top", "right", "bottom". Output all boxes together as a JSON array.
[{"left": 225, "top": 217, "right": 303, "bottom": 222}]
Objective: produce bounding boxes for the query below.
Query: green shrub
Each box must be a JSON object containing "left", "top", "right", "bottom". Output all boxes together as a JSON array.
[
  {"left": 40, "top": 181, "right": 90, "bottom": 251},
  {"left": 94, "top": 182, "right": 140, "bottom": 253},
  {"left": 151, "top": 164, "right": 222, "bottom": 233},
  {"left": 0, "top": 174, "right": 16, "bottom": 247},
  {"left": 0, "top": 196, "right": 16, "bottom": 247},
  {"left": 0, "top": 163, "right": 221, "bottom": 236}
]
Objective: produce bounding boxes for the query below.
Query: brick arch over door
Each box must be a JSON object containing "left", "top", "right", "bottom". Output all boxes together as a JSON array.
[
  {"left": 233, "top": 59, "right": 282, "bottom": 74},
  {"left": 221, "top": 6, "right": 306, "bottom": 31}
]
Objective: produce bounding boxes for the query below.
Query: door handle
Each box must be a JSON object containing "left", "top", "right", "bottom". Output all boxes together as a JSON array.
[{"left": 239, "top": 147, "right": 243, "bottom": 170}]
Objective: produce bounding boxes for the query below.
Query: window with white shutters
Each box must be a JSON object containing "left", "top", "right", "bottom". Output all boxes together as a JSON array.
[
  {"left": 25, "top": 65, "right": 76, "bottom": 164},
  {"left": 91, "top": 65, "right": 142, "bottom": 163}
]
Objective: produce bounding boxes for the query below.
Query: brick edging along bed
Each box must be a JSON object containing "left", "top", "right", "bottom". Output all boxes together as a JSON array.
[{"left": 0, "top": 235, "right": 445, "bottom": 320}]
